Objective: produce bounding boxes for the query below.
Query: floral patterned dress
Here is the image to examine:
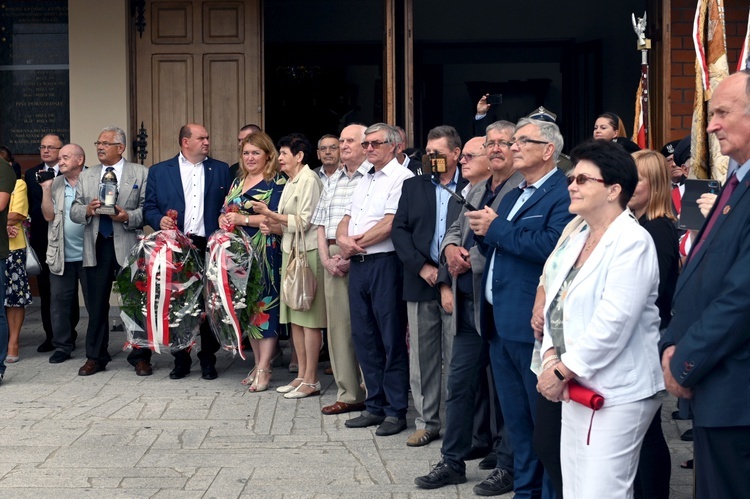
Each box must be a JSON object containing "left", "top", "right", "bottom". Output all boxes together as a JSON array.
[{"left": 223, "top": 174, "right": 285, "bottom": 339}]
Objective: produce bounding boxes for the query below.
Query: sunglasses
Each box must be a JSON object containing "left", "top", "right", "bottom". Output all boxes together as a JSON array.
[{"left": 567, "top": 174, "right": 606, "bottom": 186}]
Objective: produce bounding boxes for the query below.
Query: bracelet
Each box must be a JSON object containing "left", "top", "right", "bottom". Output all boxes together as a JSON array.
[{"left": 541, "top": 355, "right": 559, "bottom": 370}]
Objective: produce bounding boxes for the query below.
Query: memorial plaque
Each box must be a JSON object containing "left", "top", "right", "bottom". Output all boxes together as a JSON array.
[{"left": 0, "top": 1, "right": 69, "bottom": 154}]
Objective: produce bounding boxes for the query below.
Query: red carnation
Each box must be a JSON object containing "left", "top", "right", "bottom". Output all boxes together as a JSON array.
[{"left": 166, "top": 209, "right": 178, "bottom": 222}]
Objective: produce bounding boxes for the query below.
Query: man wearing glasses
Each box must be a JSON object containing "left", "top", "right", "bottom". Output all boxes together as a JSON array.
[
  {"left": 70, "top": 126, "right": 150, "bottom": 377},
  {"left": 337, "top": 123, "right": 413, "bottom": 437},
  {"left": 392, "top": 125, "right": 468, "bottom": 448},
  {"left": 466, "top": 118, "right": 573, "bottom": 499},
  {"left": 314, "top": 134, "right": 341, "bottom": 182},
  {"left": 26, "top": 133, "right": 80, "bottom": 353}
]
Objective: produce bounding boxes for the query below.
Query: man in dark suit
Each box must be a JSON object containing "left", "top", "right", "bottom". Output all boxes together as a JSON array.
[
  {"left": 659, "top": 69, "right": 750, "bottom": 499},
  {"left": 25, "top": 133, "right": 80, "bottom": 352},
  {"left": 393, "top": 125, "right": 469, "bottom": 448},
  {"left": 144, "top": 123, "right": 231, "bottom": 380},
  {"left": 70, "top": 126, "right": 151, "bottom": 376},
  {"left": 467, "top": 118, "right": 573, "bottom": 499}
]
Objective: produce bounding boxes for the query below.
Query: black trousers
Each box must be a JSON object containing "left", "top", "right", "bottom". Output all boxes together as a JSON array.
[
  {"left": 84, "top": 236, "right": 148, "bottom": 366},
  {"left": 694, "top": 425, "right": 750, "bottom": 498},
  {"left": 634, "top": 406, "right": 671, "bottom": 499},
  {"left": 33, "top": 240, "right": 79, "bottom": 342},
  {"left": 533, "top": 394, "right": 563, "bottom": 498},
  {"left": 159, "top": 234, "right": 219, "bottom": 369}
]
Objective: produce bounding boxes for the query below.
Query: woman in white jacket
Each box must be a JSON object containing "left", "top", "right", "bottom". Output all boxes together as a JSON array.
[{"left": 536, "top": 140, "right": 664, "bottom": 499}]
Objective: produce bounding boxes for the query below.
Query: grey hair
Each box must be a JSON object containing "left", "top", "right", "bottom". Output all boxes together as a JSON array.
[
  {"left": 66, "top": 143, "right": 86, "bottom": 162},
  {"left": 515, "top": 118, "right": 564, "bottom": 162},
  {"left": 486, "top": 120, "right": 515, "bottom": 136},
  {"left": 101, "top": 126, "right": 127, "bottom": 148},
  {"left": 364, "top": 123, "right": 400, "bottom": 145}
]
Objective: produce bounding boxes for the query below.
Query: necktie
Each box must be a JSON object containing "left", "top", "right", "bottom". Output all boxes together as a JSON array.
[
  {"left": 689, "top": 173, "right": 739, "bottom": 260},
  {"left": 98, "top": 167, "right": 114, "bottom": 238}
]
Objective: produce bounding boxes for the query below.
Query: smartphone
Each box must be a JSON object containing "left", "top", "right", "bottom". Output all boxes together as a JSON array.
[
  {"left": 678, "top": 179, "right": 721, "bottom": 230},
  {"left": 486, "top": 94, "right": 502, "bottom": 105}
]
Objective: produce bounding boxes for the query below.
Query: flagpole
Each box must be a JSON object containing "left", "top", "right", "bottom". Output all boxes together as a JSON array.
[{"left": 632, "top": 12, "right": 651, "bottom": 149}]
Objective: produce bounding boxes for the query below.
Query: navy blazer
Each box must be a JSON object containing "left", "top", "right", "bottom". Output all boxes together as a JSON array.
[
  {"left": 479, "top": 168, "right": 573, "bottom": 343},
  {"left": 660, "top": 169, "right": 750, "bottom": 428},
  {"left": 392, "top": 172, "right": 469, "bottom": 302},
  {"left": 143, "top": 155, "right": 231, "bottom": 235}
]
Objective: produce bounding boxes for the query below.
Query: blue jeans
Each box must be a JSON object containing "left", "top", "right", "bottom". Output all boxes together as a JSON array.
[{"left": 0, "top": 259, "right": 8, "bottom": 375}]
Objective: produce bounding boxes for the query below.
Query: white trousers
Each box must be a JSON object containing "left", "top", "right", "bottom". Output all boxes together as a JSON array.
[{"left": 561, "top": 395, "right": 661, "bottom": 499}]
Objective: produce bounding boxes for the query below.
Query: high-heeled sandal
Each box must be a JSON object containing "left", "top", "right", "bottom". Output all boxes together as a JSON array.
[
  {"left": 249, "top": 369, "right": 272, "bottom": 393},
  {"left": 283, "top": 381, "right": 321, "bottom": 399},
  {"left": 241, "top": 366, "right": 257, "bottom": 386},
  {"left": 276, "top": 377, "right": 303, "bottom": 393},
  {"left": 5, "top": 355, "right": 19, "bottom": 363}
]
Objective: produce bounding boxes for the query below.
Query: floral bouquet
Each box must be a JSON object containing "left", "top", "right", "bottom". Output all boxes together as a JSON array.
[
  {"left": 115, "top": 226, "right": 204, "bottom": 353},
  {"left": 204, "top": 220, "right": 264, "bottom": 359}
]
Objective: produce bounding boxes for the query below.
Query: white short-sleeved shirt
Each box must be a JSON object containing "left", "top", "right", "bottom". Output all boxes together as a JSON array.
[{"left": 345, "top": 157, "right": 413, "bottom": 255}]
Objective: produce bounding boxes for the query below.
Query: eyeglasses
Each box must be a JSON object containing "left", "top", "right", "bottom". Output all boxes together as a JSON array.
[
  {"left": 567, "top": 174, "right": 606, "bottom": 186},
  {"left": 509, "top": 137, "right": 550, "bottom": 148},
  {"left": 484, "top": 140, "right": 512, "bottom": 149},
  {"left": 318, "top": 145, "right": 339, "bottom": 152},
  {"left": 361, "top": 140, "right": 390, "bottom": 149},
  {"left": 94, "top": 141, "right": 122, "bottom": 147},
  {"left": 460, "top": 153, "right": 486, "bottom": 162},
  {"left": 39, "top": 145, "right": 61, "bottom": 151}
]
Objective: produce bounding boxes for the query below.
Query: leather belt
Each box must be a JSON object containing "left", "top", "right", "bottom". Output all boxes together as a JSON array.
[{"left": 350, "top": 251, "right": 396, "bottom": 263}]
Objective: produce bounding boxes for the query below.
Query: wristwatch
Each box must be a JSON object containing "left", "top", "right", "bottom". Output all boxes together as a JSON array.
[{"left": 554, "top": 366, "right": 568, "bottom": 382}]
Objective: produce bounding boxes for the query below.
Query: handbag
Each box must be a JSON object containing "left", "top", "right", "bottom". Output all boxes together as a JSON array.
[
  {"left": 280, "top": 216, "right": 317, "bottom": 311},
  {"left": 24, "top": 231, "right": 42, "bottom": 276}
]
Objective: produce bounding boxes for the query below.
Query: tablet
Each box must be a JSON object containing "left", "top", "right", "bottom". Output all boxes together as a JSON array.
[{"left": 678, "top": 179, "right": 721, "bottom": 230}]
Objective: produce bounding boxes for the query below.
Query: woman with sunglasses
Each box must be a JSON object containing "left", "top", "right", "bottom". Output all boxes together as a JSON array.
[{"left": 535, "top": 139, "right": 664, "bottom": 498}]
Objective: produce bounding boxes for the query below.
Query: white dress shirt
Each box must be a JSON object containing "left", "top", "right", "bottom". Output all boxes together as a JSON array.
[{"left": 178, "top": 152, "right": 206, "bottom": 236}]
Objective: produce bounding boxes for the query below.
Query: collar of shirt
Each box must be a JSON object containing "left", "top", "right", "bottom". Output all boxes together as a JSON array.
[
  {"left": 517, "top": 167, "right": 558, "bottom": 191},
  {"left": 45, "top": 163, "right": 60, "bottom": 174},
  {"left": 729, "top": 158, "right": 750, "bottom": 182},
  {"left": 368, "top": 157, "right": 401, "bottom": 177},
  {"left": 178, "top": 152, "right": 206, "bottom": 168},
  {"left": 101, "top": 157, "right": 125, "bottom": 183}
]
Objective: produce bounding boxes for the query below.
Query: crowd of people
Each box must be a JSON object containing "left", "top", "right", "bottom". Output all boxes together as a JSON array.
[{"left": 1, "top": 68, "right": 749, "bottom": 498}]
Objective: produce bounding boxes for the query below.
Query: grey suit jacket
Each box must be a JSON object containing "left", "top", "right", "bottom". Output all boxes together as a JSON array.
[
  {"left": 70, "top": 161, "right": 148, "bottom": 268},
  {"left": 440, "top": 171, "right": 524, "bottom": 333}
]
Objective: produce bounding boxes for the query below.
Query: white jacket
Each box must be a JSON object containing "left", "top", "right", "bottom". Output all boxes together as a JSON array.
[{"left": 541, "top": 209, "right": 665, "bottom": 406}]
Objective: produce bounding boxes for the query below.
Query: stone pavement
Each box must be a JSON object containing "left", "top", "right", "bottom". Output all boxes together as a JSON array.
[{"left": 0, "top": 306, "right": 694, "bottom": 498}]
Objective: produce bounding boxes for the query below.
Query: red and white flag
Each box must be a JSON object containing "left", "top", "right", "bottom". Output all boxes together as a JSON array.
[{"left": 691, "top": 0, "right": 729, "bottom": 180}]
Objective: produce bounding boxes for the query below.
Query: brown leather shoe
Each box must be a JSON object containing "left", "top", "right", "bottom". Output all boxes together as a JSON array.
[
  {"left": 406, "top": 429, "right": 440, "bottom": 447},
  {"left": 134, "top": 361, "right": 153, "bottom": 376},
  {"left": 78, "top": 360, "right": 105, "bottom": 376},
  {"left": 324, "top": 366, "right": 334, "bottom": 375},
  {"left": 321, "top": 401, "right": 366, "bottom": 415}
]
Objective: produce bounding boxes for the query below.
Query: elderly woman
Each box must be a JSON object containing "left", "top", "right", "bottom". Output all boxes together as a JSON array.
[
  {"left": 251, "top": 133, "right": 325, "bottom": 399},
  {"left": 536, "top": 140, "right": 664, "bottom": 498},
  {"left": 219, "top": 131, "right": 285, "bottom": 392}
]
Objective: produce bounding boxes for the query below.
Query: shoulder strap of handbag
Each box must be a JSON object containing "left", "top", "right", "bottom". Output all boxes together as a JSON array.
[{"left": 294, "top": 215, "right": 307, "bottom": 254}]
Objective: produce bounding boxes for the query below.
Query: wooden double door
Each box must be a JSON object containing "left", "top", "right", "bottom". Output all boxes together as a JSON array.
[{"left": 133, "top": 0, "right": 262, "bottom": 165}]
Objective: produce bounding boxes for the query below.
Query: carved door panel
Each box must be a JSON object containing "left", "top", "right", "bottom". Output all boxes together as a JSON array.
[{"left": 134, "top": 0, "right": 262, "bottom": 165}]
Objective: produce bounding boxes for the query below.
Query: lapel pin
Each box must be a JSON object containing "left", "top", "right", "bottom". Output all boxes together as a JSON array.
[{"left": 723, "top": 206, "right": 731, "bottom": 215}]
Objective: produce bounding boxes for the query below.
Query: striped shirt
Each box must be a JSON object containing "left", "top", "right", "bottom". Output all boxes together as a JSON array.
[{"left": 312, "top": 160, "right": 371, "bottom": 239}]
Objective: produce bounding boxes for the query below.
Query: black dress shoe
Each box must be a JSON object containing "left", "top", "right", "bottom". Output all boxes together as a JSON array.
[
  {"left": 345, "top": 411, "right": 385, "bottom": 428},
  {"left": 49, "top": 351, "right": 71, "bottom": 364},
  {"left": 473, "top": 468, "right": 514, "bottom": 496},
  {"left": 681, "top": 429, "right": 693, "bottom": 441},
  {"left": 414, "top": 461, "right": 467, "bottom": 489},
  {"left": 169, "top": 367, "right": 190, "bottom": 380},
  {"left": 37, "top": 341, "right": 54, "bottom": 353},
  {"left": 478, "top": 454, "right": 497, "bottom": 470},
  {"left": 465, "top": 446, "right": 492, "bottom": 461},
  {"left": 201, "top": 365, "right": 218, "bottom": 380},
  {"left": 375, "top": 417, "right": 407, "bottom": 436}
]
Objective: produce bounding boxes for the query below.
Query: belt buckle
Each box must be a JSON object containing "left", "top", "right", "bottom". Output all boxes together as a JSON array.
[{"left": 356, "top": 254, "right": 366, "bottom": 262}]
